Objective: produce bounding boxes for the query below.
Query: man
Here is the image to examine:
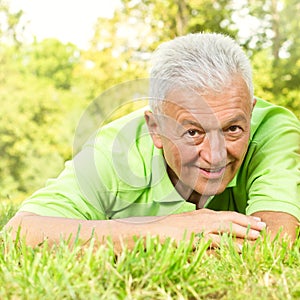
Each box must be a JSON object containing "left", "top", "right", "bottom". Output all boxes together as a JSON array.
[{"left": 5, "top": 33, "right": 300, "bottom": 251}]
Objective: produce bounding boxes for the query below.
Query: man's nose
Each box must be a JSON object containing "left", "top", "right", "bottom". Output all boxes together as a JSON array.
[{"left": 199, "top": 131, "right": 227, "bottom": 165}]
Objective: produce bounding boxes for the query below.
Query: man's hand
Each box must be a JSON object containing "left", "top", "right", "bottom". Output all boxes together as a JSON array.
[{"left": 156, "top": 208, "right": 266, "bottom": 248}]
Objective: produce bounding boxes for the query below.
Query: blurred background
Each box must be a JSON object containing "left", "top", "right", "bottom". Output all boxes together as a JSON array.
[{"left": 1, "top": 0, "right": 299, "bottom": 203}]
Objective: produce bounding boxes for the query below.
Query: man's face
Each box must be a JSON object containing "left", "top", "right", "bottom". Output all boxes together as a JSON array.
[{"left": 147, "top": 76, "right": 254, "bottom": 198}]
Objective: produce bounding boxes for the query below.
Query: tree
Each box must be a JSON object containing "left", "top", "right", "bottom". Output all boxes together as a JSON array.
[
  {"left": 0, "top": 3, "right": 82, "bottom": 200},
  {"left": 112, "top": 0, "right": 237, "bottom": 51},
  {"left": 0, "top": 67, "right": 65, "bottom": 199},
  {"left": 243, "top": 0, "right": 300, "bottom": 118},
  {"left": 25, "top": 38, "right": 80, "bottom": 90},
  {"left": 0, "top": 0, "right": 26, "bottom": 46},
  {"left": 75, "top": 0, "right": 240, "bottom": 117}
]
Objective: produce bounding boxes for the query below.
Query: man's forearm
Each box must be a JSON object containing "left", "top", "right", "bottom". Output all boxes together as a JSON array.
[
  {"left": 5, "top": 212, "right": 169, "bottom": 253},
  {"left": 251, "top": 211, "right": 299, "bottom": 242}
]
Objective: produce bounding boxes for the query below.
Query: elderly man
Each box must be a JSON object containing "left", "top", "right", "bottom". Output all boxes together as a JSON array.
[{"left": 6, "top": 33, "right": 300, "bottom": 251}]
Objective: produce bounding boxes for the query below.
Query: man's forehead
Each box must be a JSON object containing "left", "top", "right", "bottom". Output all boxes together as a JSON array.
[
  {"left": 164, "top": 87, "right": 208, "bottom": 103},
  {"left": 157, "top": 93, "right": 251, "bottom": 131},
  {"left": 162, "top": 78, "right": 252, "bottom": 107},
  {"left": 157, "top": 106, "right": 220, "bottom": 130},
  {"left": 160, "top": 93, "right": 223, "bottom": 120},
  {"left": 160, "top": 86, "right": 252, "bottom": 117},
  {"left": 161, "top": 93, "right": 215, "bottom": 116}
]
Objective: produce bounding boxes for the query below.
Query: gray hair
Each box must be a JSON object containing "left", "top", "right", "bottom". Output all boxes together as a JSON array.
[{"left": 149, "top": 32, "right": 253, "bottom": 112}]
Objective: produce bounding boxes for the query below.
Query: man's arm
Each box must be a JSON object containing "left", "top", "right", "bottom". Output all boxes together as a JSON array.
[
  {"left": 251, "top": 211, "right": 299, "bottom": 242},
  {"left": 5, "top": 209, "right": 266, "bottom": 252},
  {"left": 245, "top": 102, "right": 300, "bottom": 243}
]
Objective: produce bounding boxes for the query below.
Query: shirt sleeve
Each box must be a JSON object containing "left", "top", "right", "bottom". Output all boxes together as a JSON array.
[
  {"left": 245, "top": 106, "right": 300, "bottom": 220},
  {"left": 18, "top": 143, "right": 119, "bottom": 220}
]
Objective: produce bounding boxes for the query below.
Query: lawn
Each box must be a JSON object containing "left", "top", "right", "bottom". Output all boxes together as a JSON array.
[{"left": 0, "top": 202, "right": 300, "bottom": 300}]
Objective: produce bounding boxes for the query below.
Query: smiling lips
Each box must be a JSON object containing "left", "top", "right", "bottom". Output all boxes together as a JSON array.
[{"left": 199, "top": 166, "right": 227, "bottom": 179}]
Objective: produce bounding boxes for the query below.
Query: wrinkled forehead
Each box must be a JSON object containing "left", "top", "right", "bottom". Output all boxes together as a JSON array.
[
  {"left": 163, "top": 87, "right": 214, "bottom": 112},
  {"left": 153, "top": 75, "right": 252, "bottom": 111},
  {"left": 155, "top": 84, "right": 252, "bottom": 130},
  {"left": 154, "top": 88, "right": 218, "bottom": 129}
]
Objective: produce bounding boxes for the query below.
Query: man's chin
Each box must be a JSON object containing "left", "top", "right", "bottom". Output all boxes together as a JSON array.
[
  {"left": 178, "top": 175, "right": 231, "bottom": 198},
  {"left": 194, "top": 183, "right": 228, "bottom": 197}
]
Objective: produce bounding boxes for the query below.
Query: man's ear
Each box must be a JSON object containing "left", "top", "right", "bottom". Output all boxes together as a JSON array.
[{"left": 144, "top": 111, "right": 163, "bottom": 149}]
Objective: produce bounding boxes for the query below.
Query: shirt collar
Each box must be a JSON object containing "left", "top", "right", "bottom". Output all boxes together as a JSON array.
[{"left": 227, "top": 173, "right": 238, "bottom": 187}]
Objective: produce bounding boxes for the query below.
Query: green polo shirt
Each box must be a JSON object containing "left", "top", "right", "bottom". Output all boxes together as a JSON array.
[{"left": 19, "top": 98, "right": 300, "bottom": 220}]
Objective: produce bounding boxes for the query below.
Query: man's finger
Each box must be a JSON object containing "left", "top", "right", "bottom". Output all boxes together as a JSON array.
[
  {"left": 208, "top": 220, "right": 265, "bottom": 240},
  {"left": 214, "top": 211, "right": 267, "bottom": 232}
]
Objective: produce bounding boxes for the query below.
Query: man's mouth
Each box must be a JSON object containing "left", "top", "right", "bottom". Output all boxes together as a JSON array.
[
  {"left": 202, "top": 167, "right": 224, "bottom": 173},
  {"left": 199, "top": 166, "right": 227, "bottom": 178}
]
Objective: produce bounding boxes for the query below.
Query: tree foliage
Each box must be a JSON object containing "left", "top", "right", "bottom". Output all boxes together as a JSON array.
[
  {"left": 0, "top": 0, "right": 26, "bottom": 46},
  {"left": 243, "top": 0, "right": 300, "bottom": 117},
  {"left": 25, "top": 38, "right": 79, "bottom": 89},
  {"left": 0, "top": 53, "right": 65, "bottom": 198}
]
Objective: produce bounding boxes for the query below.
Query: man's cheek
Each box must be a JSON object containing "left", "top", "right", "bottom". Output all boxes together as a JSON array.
[{"left": 180, "top": 146, "right": 199, "bottom": 161}]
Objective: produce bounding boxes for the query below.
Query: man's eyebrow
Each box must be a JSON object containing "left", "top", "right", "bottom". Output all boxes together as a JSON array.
[
  {"left": 181, "top": 119, "right": 203, "bottom": 129},
  {"left": 224, "top": 115, "right": 248, "bottom": 125},
  {"left": 181, "top": 119, "right": 203, "bottom": 128}
]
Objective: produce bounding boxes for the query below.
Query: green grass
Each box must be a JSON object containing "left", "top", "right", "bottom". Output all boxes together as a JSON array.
[{"left": 1, "top": 203, "right": 300, "bottom": 299}]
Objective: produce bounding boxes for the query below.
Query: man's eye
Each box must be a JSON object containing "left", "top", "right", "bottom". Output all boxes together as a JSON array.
[
  {"left": 186, "top": 129, "right": 200, "bottom": 137},
  {"left": 227, "top": 126, "right": 242, "bottom": 133}
]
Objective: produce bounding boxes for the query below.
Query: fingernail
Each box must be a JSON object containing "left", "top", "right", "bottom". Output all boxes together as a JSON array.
[
  {"left": 252, "top": 230, "right": 261, "bottom": 238},
  {"left": 253, "top": 217, "right": 261, "bottom": 221},
  {"left": 258, "top": 221, "right": 266, "bottom": 229}
]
